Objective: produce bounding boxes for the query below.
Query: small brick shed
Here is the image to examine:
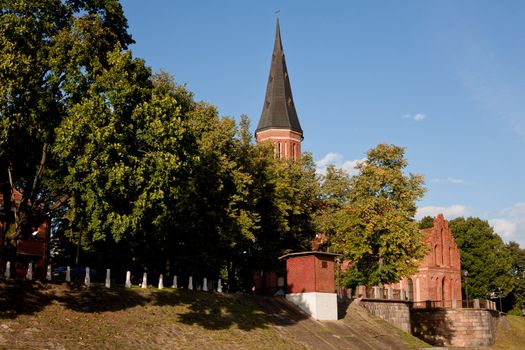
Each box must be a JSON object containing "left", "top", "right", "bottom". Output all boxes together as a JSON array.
[{"left": 279, "top": 251, "right": 341, "bottom": 320}]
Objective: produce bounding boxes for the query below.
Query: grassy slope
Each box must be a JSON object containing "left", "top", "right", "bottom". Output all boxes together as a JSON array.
[
  {"left": 492, "top": 315, "right": 525, "bottom": 350},
  {"left": 1, "top": 281, "right": 302, "bottom": 349},
  {"left": 0, "top": 280, "right": 436, "bottom": 349}
]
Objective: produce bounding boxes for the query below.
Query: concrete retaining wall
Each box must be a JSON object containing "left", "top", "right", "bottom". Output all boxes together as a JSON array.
[
  {"left": 359, "top": 299, "right": 411, "bottom": 333},
  {"left": 411, "top": 308, "right": 499, "bottom": 347},
  {"left": 286, "top": 292, "right": 338, "bottom": 320}
]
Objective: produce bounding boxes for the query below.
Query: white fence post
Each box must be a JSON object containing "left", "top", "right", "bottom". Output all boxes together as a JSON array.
[
  {"left": 158, "top": 274, "right": 164, "bottom": 289},
  {"left": 4, "top": 261, "right": 10, "bottom": 279},
  {"left": 26, "top": 263, "right": 33, "bottom": 281},
  {"left": 141, "top": 272, "right": 147, "bottom": 288},
  {"left": 125, "top": 271, "right": 131, "bottom": 288},
  {"left": 84, "top": 267, "right": 90, "bottom": 288},
  {"left": 46, "top": 264, "right": 52, "bottom": 281}
]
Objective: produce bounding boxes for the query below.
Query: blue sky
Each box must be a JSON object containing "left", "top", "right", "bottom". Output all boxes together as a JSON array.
[{"left": 120, "top": 1, "right": 525, "bottom": 246}]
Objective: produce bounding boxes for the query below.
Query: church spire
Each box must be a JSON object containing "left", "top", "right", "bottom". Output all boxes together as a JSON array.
[
  {"left": 256, "top": 19, "right": 303, "bottom": 136},
  {"left": 255, "top": 19, "right": 303, "bottom": 160}
]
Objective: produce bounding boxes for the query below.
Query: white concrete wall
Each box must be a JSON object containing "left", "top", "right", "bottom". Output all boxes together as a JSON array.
[{"left": 286, "top": 292, "right": 338, "bottom": 320}]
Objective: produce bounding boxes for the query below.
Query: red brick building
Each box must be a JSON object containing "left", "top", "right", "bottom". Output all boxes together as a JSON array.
[
  {"left": 391, "top": 214, "right": 462, "bottom": 306},
  {"left": 280, "top": 252, "right": 341, "bottom": 320},
  {"left": 282, "top": 252, "right": 338, "bottom": 294},
  {"left": 255, "top": 19, "right": 303, "bottom": 160}
]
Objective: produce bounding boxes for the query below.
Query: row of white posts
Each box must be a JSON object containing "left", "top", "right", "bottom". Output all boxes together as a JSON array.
[
  {"left": 131, "top": 272, "right": 222, "bottom": 292},
  {"left": 3, "top": 261, "right": 223, "bottom": 292}
]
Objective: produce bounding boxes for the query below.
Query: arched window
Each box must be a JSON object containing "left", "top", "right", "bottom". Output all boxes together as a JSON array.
[
  {"left": 407, "top": 279, "right": 414, "bottom": 301},
  {"left": 441, "top": 277, "right": 446, "bottom": 306},
  {"left": 441, "top": 228, "right": 445, "bottom": 264},
  {"left": 434, "top": 244, "right": 440, "bottom": 266},
  {"left": 416, "top": 278, "right": 420, "bottom": 302}
]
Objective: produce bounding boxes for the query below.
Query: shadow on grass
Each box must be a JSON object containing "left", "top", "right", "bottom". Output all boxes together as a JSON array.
[
  {"left": 0, "top": 279, "right": 309, "bottom": 331},
  {"left": 0, "top": 280, "right": 52, "bottom": 319}
]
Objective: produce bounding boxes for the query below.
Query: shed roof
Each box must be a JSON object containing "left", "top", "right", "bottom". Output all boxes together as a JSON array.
[{"left": 279, "top": 251, "right": 342, "bottom": 261}]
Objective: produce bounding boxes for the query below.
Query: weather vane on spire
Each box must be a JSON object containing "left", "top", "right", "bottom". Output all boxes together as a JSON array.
[{"left": 275, "top": 9, "right": 280, "bottom": 18}]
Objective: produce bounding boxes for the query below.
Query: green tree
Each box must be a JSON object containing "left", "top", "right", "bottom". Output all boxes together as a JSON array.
[
  {"left": 332, "top": 144, "right": 427, "bottom": 286},
  {"left": 448, "top": 217, "right": 513, "bottom": 301},
  {"left": 507, "top": 241, "right": 525, "bottom": 313},
  {"left": 1, "top": 1, "right": 323, "bottom": 290},
  {"left": 0, "top": 0, "right": 133, "bottom": 246},
  {"left": 418, "top": 216, "right": 434, "bottom": 229},
  {"left": 313, "top": 165, "right": 352, "bottom": 251},
  {"left": 52, "top": 54, "right": 198, "bottom": 271},
  {"left": 176, "top": 104, "right": 260, "bottom": 288},
  {"left": 237, "top": 142, "right": 320, "bottom": 291}
]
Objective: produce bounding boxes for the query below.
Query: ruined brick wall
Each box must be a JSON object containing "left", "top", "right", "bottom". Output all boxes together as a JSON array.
[
  {"left": 411, "top": 308, "right": 499, "bottom": 347},
  {"left": 389, "top": 214, "right": 462, "bottom": 304},
  {"left": 359, "top": 299, "right": 411, "bottom": 333}
]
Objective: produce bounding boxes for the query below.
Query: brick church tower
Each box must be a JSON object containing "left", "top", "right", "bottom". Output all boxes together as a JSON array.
[{"left": 256, "top": 20, "right": 303, "bottom": 160}]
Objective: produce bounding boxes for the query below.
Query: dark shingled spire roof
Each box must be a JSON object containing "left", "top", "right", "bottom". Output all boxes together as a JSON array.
[{"left": 256, "top": 19, "right": 303, "bottom": 136}]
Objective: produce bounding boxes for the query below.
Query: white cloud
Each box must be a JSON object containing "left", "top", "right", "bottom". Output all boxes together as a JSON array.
[
  {"left": 316, "top": 152, "right": 364, "bottom": 176},
  {"left": 488, "top": 219, "right": 517, "bottom": 239},
  {"left": 414, "top": 113, "right": 427, "bottom": 121},
  {"left": 432, "top": 177, "right": 471, "bottom": 185},
  {"left": 402, "top": 113, "right": 428, "bottom": 122},
  {"left": 489, "top": 202, "right": 525, "bottom": 246},
  {"left": 317, "top": 152, "right": 343, "bottom": 168},
  {"left": 341, "top": 159, "right": 364, "bottom": 177},
  {"left": 416, "top": 205, "right": 469, "bottom": 220}
]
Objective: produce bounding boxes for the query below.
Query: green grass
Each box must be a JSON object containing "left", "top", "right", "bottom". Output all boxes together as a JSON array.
[
  {"left": 376, "top": 318, "right": 431, "bottom": 349},
  {"left": 0, "top": 280, "right": 301, "bottom": 349},
  {"left": 492, "top": 315, "right": 525, "bottom": 350}
]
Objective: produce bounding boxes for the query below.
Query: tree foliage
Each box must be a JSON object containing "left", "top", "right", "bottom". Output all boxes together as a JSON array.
[
  {"left": 507, "top": 241, "right": 525, "bottom": 313},
  {"left": 448, "top": 217, "right": 513, "bottom": 300},
  {"left": 0, "top": 1, "right": 321, "bottom": 291},
  {"left": 418, "top": 216, "right": 434, "bottom": 229},
  {"left": 331, "top": 144, "right": 427, "bottom": 286},
  {"left": 0, "top": 0, "right": 133, "bottom": 243}
]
